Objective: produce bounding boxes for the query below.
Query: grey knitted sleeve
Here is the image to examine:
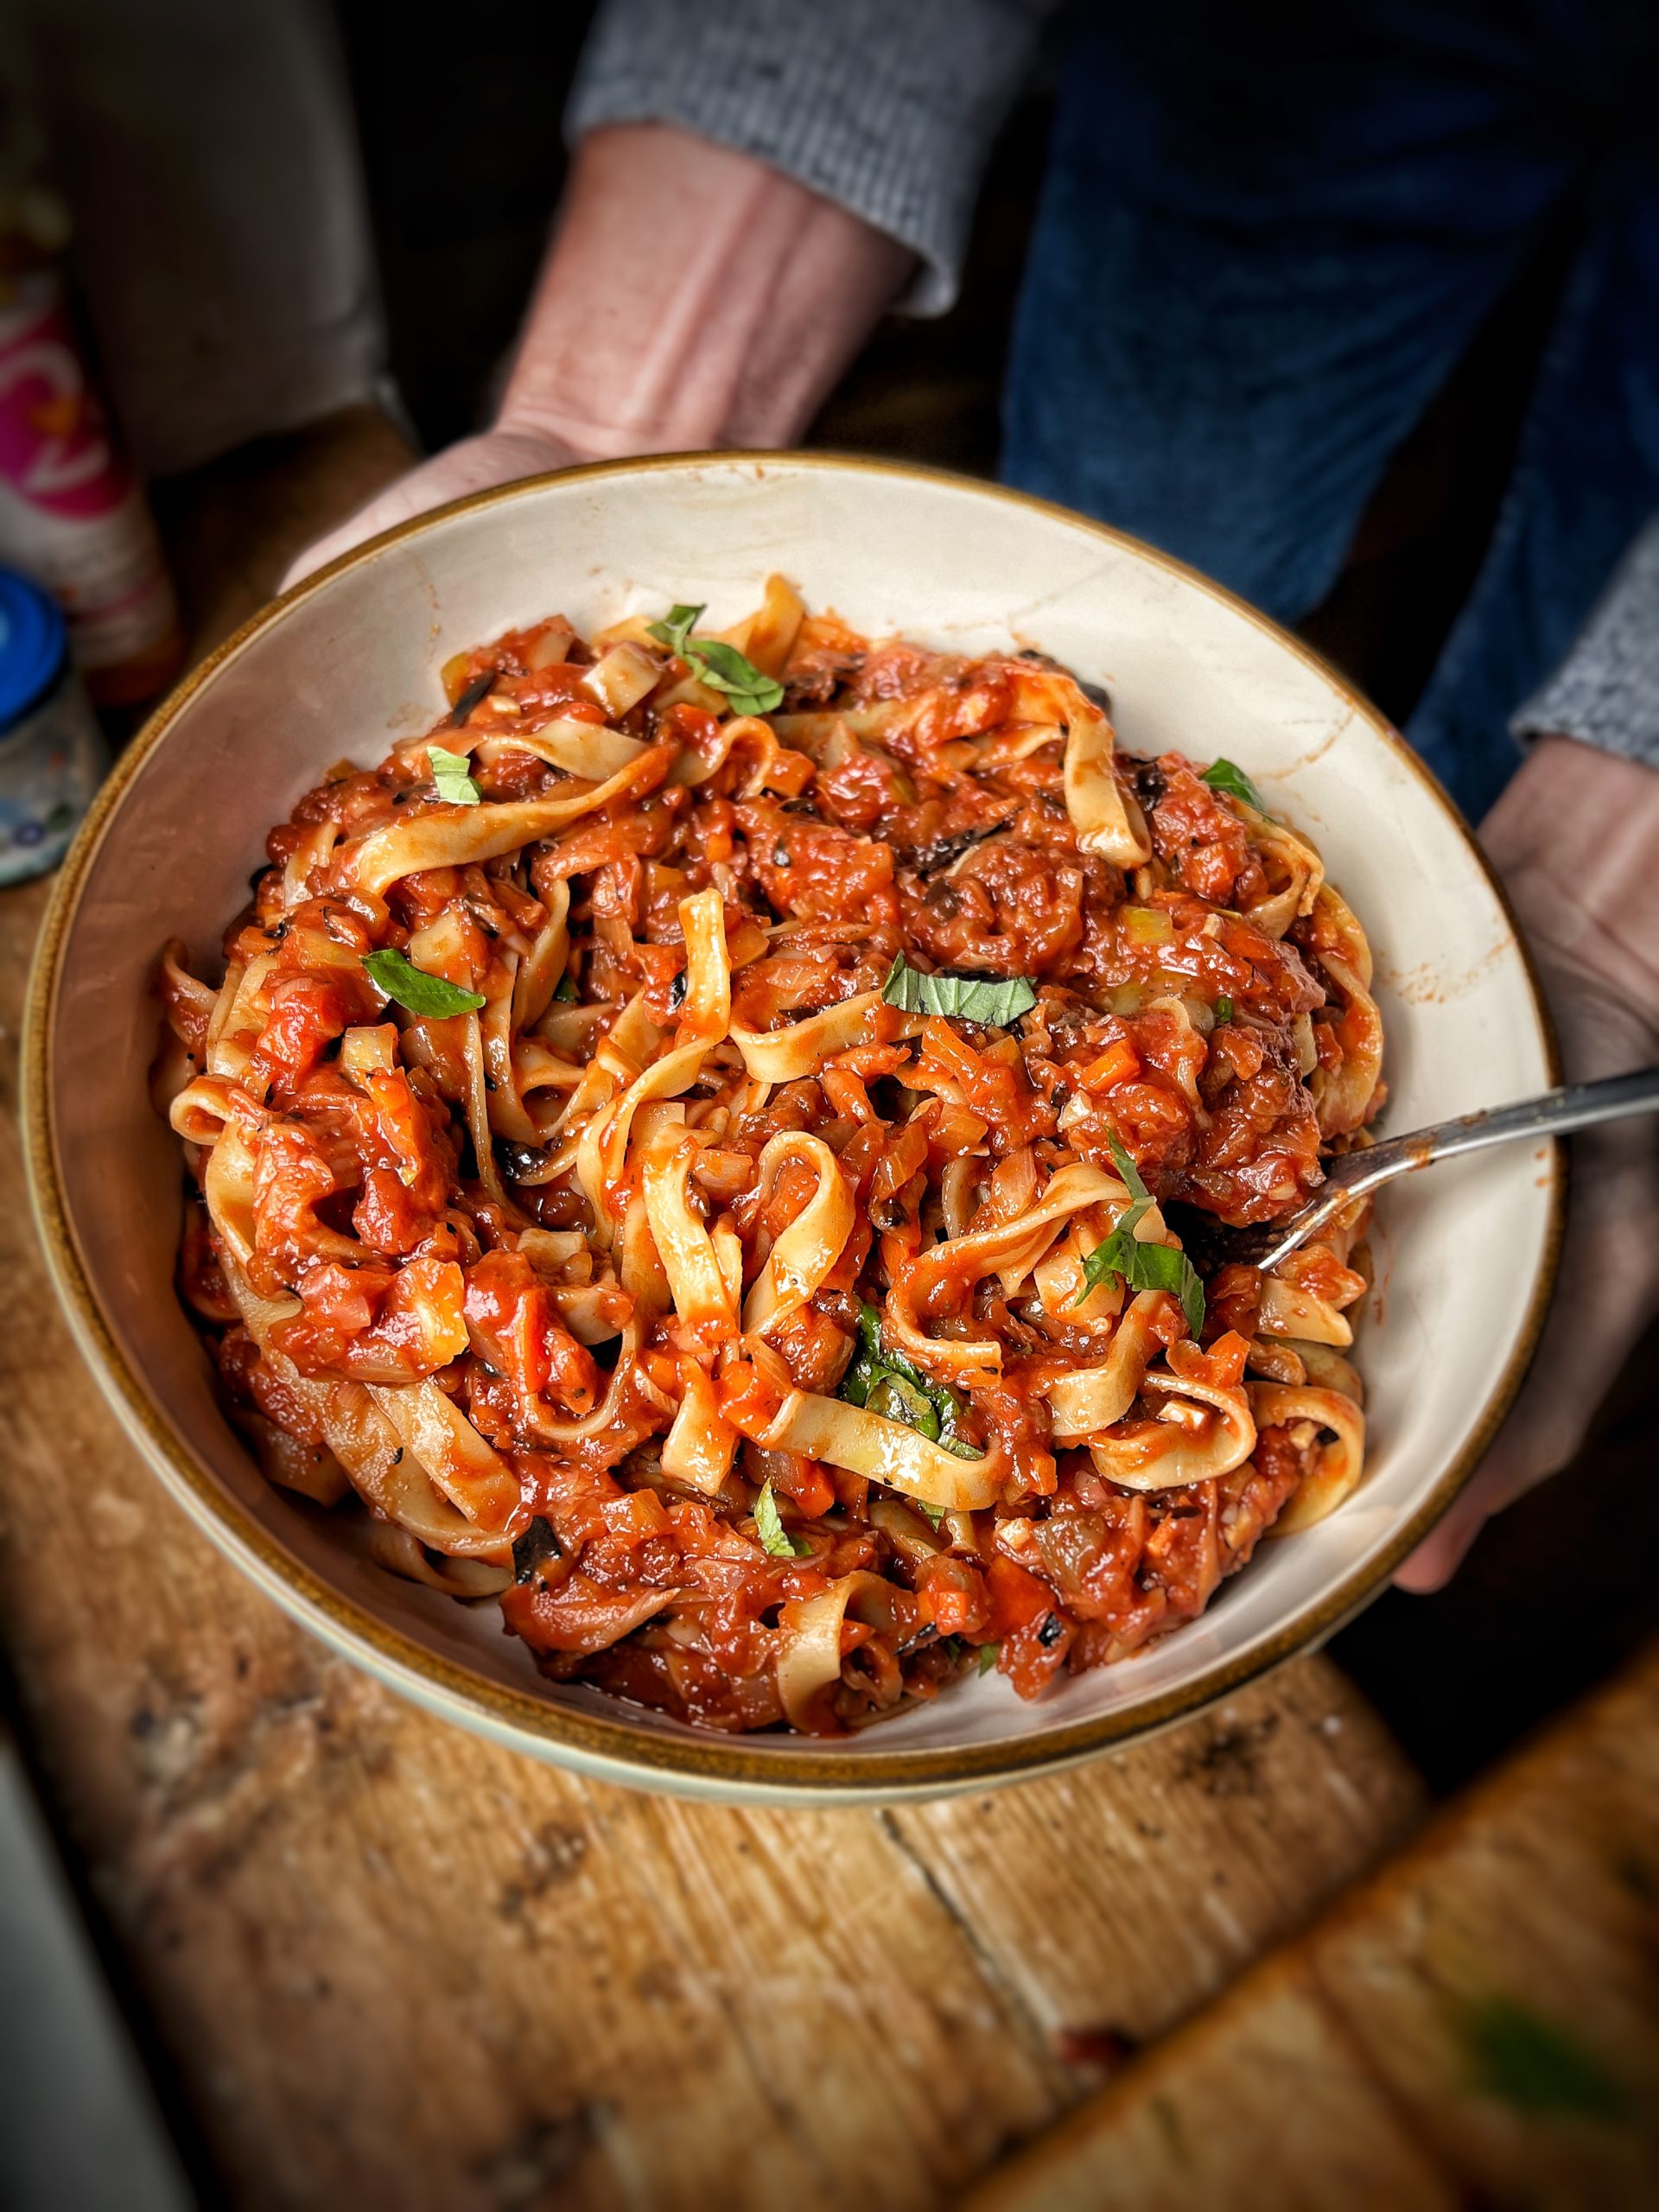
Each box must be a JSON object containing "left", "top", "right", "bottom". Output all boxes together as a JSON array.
[
  {"left": 1512, "top": 518, "right": 1659, "bottom": 772},
  {"left": 566, "top": 0, "right": 1055, "bottom": 314}
]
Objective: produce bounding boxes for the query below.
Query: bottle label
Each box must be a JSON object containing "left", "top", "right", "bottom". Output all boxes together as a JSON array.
[
  {"left": 0, "top": 283, "right": 132, "bottom": 520},
  {"left": 0, "top": 276, "right": 179, "bottom": 677}
]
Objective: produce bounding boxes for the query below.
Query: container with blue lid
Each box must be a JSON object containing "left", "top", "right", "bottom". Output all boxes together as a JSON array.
[{"left": 0, "top": 566, "right": 108, "bottom": 885}]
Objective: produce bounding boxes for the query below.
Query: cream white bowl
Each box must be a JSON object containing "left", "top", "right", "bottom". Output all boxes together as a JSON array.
[{"left": 25, "top": 454, "right": 1560, "bottom": 1803}]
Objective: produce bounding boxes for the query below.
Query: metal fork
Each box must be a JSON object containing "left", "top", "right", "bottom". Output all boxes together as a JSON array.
[{"left": 1215, "top": 1065, "right": 1659, "bottom": 1273}]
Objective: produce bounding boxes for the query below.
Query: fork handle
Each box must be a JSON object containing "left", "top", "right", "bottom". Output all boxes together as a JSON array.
[
  {"left": 1244, "top": 1064, "right": 1659, "bottom": 1271},
  {"left": 1330, "top": 1064, "right": 1659, "bottom": 1201}
]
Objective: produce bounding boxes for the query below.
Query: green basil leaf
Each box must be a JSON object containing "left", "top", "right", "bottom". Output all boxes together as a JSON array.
[
  {"left": 1074, "top": 1224, "right": 1205, "bottom": 1335},
  {"left": 646, "top": 602, "right": 705, "bottom": 659},
  {"left": 1125, "top": 1239, "right": 1207, "bottom": 1338},
  {"left": 840, "top": 1300, "right": 979, "bottom": 1458},
  {"left": 645, "top": 605, "right": 786, "bottom": 715},
  {"left": 1214, "top": 995, "right": 1234, "bottom": 1024},
  {"left": 882, "top": 954, "right": 1037, "bottom": 1027},
  {"left": 1075, "top": 1131, "right": 1155, "bottom": 1303},
  {"left": 977, "top": 1642, "right": 1000, "bottom": 1675},
  {"left": 725, "top": 686, "right": 785, "bottom": 717},
  {"left": 867, "top": 1371, "right": 940, "bottom": 1442},
  {"left": 840, "top": 1303, "right": 881, "bottom": 1408},
  {"left": 1200, "top": 757, "right": 1273, "bottom": 817},
  {"left": 875, "top": 1344, "right": 969, "bottom": 1451},
  {"left": 1119, "top": 1194, "right": 1154, "bottom": 1241},
  {"left": 361, "top": 948, "right": 486, "bottom": 1018},
  {"left": 753, "top": 1477, "right": 810, "bottom": 1559},
  {"left": 839, "top": 1356, "right": 874, "bottom": 1408},
  {"left": 1077, "top": 1225, "right": 1130, "bottom": 1304},
  {"left": 553, "top": 969, "right": 578, "bottom": 1002},
  {"left": 1104, "top": 1128, "right": 1152, "bottom": 1210},
  {"left": 683, "top": 637, "right": 785, "bottom": 715},
  {"left": 427, "top": 744, "right": 481, "bottom": 805},
  {"left": 1078, "top": 1135, "right": 1202, "bottom": 1332}
]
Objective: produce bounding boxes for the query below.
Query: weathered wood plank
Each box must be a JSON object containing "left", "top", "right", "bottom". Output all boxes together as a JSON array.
[
  {"left": 893, "top": 1666, "right": 1417, "bottom": 2050},
  {"left": 966, "top": 1956, "right": 1463, "bottom": 2212},
  {"left": 963, "top": 1643, "right": 1659, "bottom": 2211}
]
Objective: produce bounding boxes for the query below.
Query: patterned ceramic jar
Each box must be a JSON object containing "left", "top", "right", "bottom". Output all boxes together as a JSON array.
[{"left": 0, "top": 565, "right": 107, "bottom": 884}]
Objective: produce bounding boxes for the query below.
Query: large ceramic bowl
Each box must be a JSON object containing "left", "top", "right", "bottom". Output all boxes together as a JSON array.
[{"left": 25, "top": 454, "right": 1560, "bottom": 1803}]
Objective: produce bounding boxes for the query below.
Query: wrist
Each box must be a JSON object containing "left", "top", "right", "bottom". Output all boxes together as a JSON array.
[
  {"left": 497, "top": 124, "right": 912, "bottom": 458},
  {"left": 1482, "top": 736, "right": 1659, "bottom": 1037}
]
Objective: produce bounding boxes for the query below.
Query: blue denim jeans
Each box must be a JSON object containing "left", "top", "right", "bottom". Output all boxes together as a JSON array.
[{"left": 1002, "top": 1, "right": 1659, "bottom": 819}]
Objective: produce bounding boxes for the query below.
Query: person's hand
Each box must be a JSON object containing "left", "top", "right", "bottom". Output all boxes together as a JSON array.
[
  {"left": 1396, "top": 736, "right": 1659, "bottom": 1589},
  {"left": 282, "top": 124, "right": 913, "bottom": 591},
  {"left": 281, "top": 423, "right": 582, "bottom": 588}
]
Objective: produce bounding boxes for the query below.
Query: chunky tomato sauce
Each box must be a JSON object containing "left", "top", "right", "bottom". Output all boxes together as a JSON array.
[{"left": 161, "top": 587, "right": 1378, "bottom": 1733}]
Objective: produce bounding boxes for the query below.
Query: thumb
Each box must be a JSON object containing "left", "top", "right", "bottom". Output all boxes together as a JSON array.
[{"left": 280, "top": 426, "right": 578, "bottom": 592}]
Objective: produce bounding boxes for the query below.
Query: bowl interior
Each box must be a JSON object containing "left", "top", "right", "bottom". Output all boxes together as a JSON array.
[{"left": 34, "top": 456, "right": 1557, "bottom": 1797}]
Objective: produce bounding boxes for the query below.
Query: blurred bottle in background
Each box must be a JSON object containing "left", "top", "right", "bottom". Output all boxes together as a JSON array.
[
  {"left": 0, "top": 563, "right": 107, "bottom": 884},
  {"left": 0, "top": 61, "right": 181, "bottom": 711}
]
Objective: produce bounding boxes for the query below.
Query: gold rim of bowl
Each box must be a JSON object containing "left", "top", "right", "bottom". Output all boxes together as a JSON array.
[{"left": 22, "top": 451, "right": 1566, "bottom": 1796}]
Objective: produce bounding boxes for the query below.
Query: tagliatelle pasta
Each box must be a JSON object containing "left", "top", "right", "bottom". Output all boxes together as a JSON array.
[{"left": 156, "top": 580, "right": 1382, "bottom": 1735}]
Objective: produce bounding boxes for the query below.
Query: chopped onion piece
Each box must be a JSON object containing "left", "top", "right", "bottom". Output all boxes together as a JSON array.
[{"left": 580, "top": 641, "right": 663, "bottom": 716}]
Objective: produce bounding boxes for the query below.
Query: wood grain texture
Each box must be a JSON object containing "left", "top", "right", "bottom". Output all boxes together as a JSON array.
[
  {"left": 964, "top": 1641, "right": 1659, "bottom": 2211},
  {"left": 2, "top": 505, "right": 1424, "bottom": 2207}
]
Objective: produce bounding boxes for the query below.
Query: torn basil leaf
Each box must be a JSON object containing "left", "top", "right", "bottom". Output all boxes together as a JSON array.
[
  {"left": 866, "top": 1371, "right": 940, "bottom": 1441},
  {"left": 882, "top": 954, "right": 1037, "bottom": 1027},
  {"left": 1214, "top": 995, "right": 1234, "bottom": 1023},
  {"left": 1077, "top": 1133, "right": 1204, "bottom": 1332},
  {"left": 977, "top": 1642, "right": 999, "bottom": 1675},
  {"left": 1077, "top": 1224, "right": 1206, "bottom": 1337},
  {"left": 684, "top": 637, "right": 785, "bottom": 715},
  {"left": 362, "top": 948, "right": 486, "bottom": 1018},
  {"left": 1129, "top": 1240, "right": 1207, "bottom": 1339},
  {"left": 842, "top": 1300, "right": 979, "bottom": 1459},
  {"left": 647, "top": 602, "right": 785, "bottom": 715},
  {"left": 1077, "top": 1226, "right": 1132, "bottom": 1303},
  {"left": 1105, "top": 1128, "right": 1153, "bottom": 1210},
  {"left": 647, "top": 602, "right": 703, "bottom": 659},
  {"left": 427, "top": 744, "right": 481, "bottom": 805},
  {"left": 753, "top": 1477, "right": 811, "bottom": 1559},
  {"left": 1076, "top": 1132, "right": 1154, "bottom": 1303},
  {"left": 1200, "top": 757, "right": 1273, "bottom": 817}
]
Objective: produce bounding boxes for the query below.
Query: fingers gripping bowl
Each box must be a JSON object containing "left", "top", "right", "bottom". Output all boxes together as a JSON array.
[{"left": 26, "top": 457, "right": 1560, "bottom": 1802}]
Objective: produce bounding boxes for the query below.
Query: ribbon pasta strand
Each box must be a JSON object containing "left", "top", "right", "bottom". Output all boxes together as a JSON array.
[{"left": 155, "top": 577, "right": 1384, "bottom": 1736}]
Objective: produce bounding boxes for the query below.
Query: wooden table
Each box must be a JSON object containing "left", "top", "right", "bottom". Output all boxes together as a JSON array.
[
  {"left": 0, "top": 430, "right": 1430, "bottom": 2209},
  {"left": 0, "top": 834, "right": 1429, "bottom": 2212},
  {"left": 969, "top": 1639, "right": 1659, "bottom": 2210}
]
